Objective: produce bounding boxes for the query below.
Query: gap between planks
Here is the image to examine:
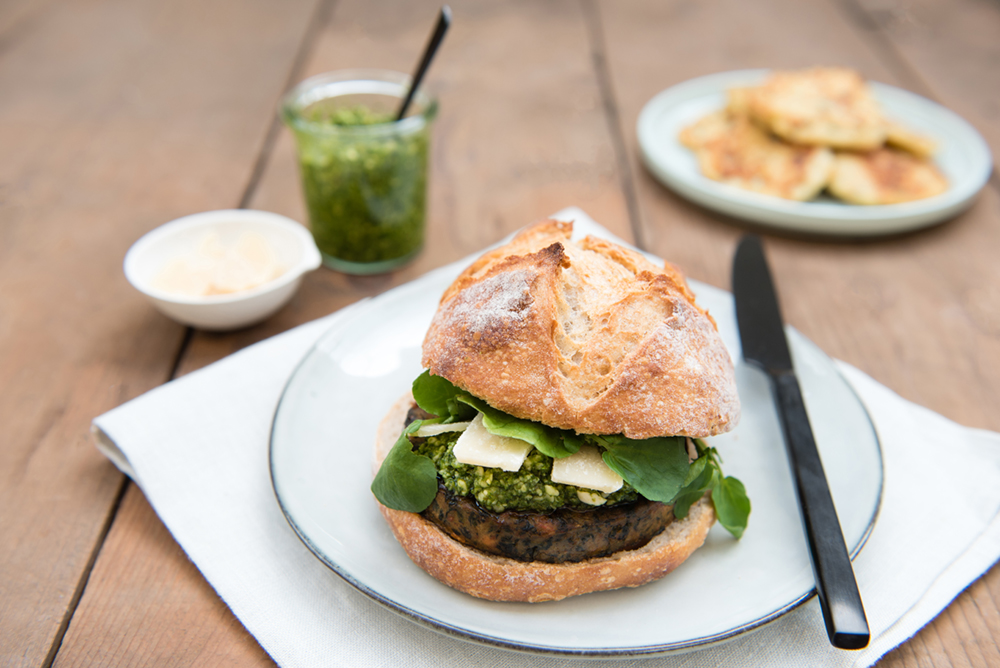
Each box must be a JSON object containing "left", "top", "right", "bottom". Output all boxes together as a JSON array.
[
  {"left": 43, "top": 1, "right": 338, "bottom": 665},
  {"left": 580, "top": 0, "right": 647, "bottom": 251},
  {"left": 42, "top": 319, "right": 193, "bottom": 667},
  {"left": 832, "top": 0, "right": 1000, "bottom": 195},
  {"left": 238, "top": 0, "right": 340, "bottom": 210},
  {"left": 41, "top": 479, "right": 129, "bottom": 668}
]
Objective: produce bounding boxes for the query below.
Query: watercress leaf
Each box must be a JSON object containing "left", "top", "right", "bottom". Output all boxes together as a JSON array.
[
  {"left": 712, "top": 476, "right": 751, "bottom": 539},
  {"left": 674, "top": 455, "right": 713, "bottom": 519},
  {"left": 673, "top": 457, "right": 715, "bottom": 518},
  {"left": 456, "top": 395, "right": 575, "bottom": 458},
  {"left": 682, "top": 453, "right": 708, "bottom": 487},
  {"left": 411, "top": 370, "right": 475, "bottom": 422},
  {"left": 600, "top": 437, "right": 690, "bottom": 503},
  {"left": 672, "top": 490, "right": 702, "bottom": 519},
  {"left": 590, "top": 434, "right": 623, "bottom": 448},
  {"left": 370, "top": 421, "right": 438, "bottom": 512},
  {"left": 561, "top": 431, "right": 584, "bottom": 456}
]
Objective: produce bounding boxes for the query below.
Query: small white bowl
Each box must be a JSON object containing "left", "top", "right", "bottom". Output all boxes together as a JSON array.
[{"left": 124, "top": 210, "right": 322, "bottom": 330}]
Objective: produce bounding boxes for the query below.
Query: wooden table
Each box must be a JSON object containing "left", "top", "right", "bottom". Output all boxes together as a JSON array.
[{"left": 3, "top": 0, "right": 998, "bottom": 665}]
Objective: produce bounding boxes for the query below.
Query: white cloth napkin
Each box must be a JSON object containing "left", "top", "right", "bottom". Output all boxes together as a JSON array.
[{"left": 93, "top": 210, "right": 1000, "bottom": 668}]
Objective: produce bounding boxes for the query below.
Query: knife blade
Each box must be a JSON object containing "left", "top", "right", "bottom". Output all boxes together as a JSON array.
[{"left": 732, "top": 234, "right": 870, "bottom": 650}]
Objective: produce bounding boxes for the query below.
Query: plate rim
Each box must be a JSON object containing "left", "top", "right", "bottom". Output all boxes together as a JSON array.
[
  {"left": 636, "top": 68, "right": 994, "bottom": 236},
  {"left": 268, "top": 283, "right": 885, "bottom": 658}
]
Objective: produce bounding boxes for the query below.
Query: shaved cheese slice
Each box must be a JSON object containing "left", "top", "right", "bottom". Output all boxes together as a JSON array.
[
  {"left": 453, "top": 414, "right": 532, "bottom": 472},
  {"left": 414, "top": 421, "right": 471, "bottom": 438},
  {"left": 551, "top": 444, "right": 623, "bottom": 494}
]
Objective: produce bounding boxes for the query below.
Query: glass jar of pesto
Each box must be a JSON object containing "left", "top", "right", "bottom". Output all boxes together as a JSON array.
[{"left": 281, "top": 70, "right": 437, "bottom": 274}]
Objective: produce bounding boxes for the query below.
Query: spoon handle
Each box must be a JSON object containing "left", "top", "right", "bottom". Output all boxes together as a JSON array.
[{"left": 396, "top": 6, "right": 452, "bottom": 121}]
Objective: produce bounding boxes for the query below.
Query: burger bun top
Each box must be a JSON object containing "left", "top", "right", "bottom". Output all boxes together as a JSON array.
[{"left": 421, "top": 220, "right": 739, "bottom": 439}]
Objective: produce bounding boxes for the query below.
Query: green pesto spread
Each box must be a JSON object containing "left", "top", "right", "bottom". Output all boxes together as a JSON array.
[
  {"left": 306, "top": 105, "right": 393, "bottom": 126},
  {"left": 413, "top": 432, "right": 639, "bottom": 513},
  {"left": 294, "top": 105, "right": 428, "bottom": 267}
]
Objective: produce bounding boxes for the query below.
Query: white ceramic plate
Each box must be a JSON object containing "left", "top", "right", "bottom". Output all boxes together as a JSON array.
[
  {"left": 269, "top": 247, "right": 883, "bottom": 657},
  {"left": 637, "top": 69, "right": 993, "bottom": 236}
]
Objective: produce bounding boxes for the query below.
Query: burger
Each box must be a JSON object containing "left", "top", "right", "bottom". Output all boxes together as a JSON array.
[{"left": 371, "top": 219, "right": 749, "bottom": 602}]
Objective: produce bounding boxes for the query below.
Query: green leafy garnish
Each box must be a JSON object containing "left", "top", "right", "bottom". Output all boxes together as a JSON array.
[
  {"left": 370, "top": 420, "right": 438, "bottom": 512},
  {"left": 590, "top": 435, "right": 750, "bottom": 538},
  {"left": 374, "top": 371, "right": 752, "bottom": 538},
  {"left": 670, "top": 439, "right": 751, "bottom": 538},
  {"left": 671, "top": 455, "right": 714, "bottom": 519},
  {"left": 712, "top": 475, "right": 751, "bottom": 539},
  {"left": 562, "top": 430, "right": 585, "bottom": 454},
  {"left": 457, "top": 395, "right": 579, "bottom": 458},
  {"left": 411, "top": 370, "right": 476, "bottom": 423},
  {"left": 410, "top": 371, "right": 579, "bottom": 457},
  {"left": 598, "top": 436, "right": 691, "bottom": 504}
]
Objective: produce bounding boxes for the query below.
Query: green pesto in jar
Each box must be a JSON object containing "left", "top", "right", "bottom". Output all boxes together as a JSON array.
[
  {"left": 294, "top": 105, "right": 428, "bottom": 268},
  {"left": 413, "top": 432, "right": 639, "bottom": 514}
]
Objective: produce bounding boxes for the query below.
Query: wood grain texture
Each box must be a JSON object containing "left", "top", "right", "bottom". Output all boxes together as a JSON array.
[
  {"left": 597, "top": 0, "right": 1000, "bottom": 425},
  {"left": 847, "top": 0, "right": 1000, "bottom": 165},
  {"left": 596, "top": 0, "right": 1000, "bottom": 665},
  {"left": 844, "top": 0, "right": 1000, "bottom": 665},
  {"left": 53, "top": 0, "right": 635, "bottom": 664},
  {"left": 52, "top": 484, "right": 276, "bottom": 668},
  {"left": 0, "top": 0, "right": 319, "bottom": 665},
  {"left": 179, "top": 0, "right": 635, "bottom": 373},
  {"left": 12, "top": 0, "right": 997, "bottom": 665}
]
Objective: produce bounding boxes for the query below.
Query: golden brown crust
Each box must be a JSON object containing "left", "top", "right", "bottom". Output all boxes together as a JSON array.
[
  {"left": 680, "top": 110, "right": 835, "bottom": 201},
  {"left": 885, "top": 120, "right": 937, "bottom": 158},
  {"left": 829, "top": 148, "right": 949, "bottom": 204},
  {"left": 373, "top": 394, "right": 716, "bottom": 602},
  {"left": 421, "top": 221, "right": 740, "bottom": 439},
  {"left": 679, "top": 68, "right": 949, "bottom": 205},
  {"left": 747, "top": 67, "right": 887, "bottom": 150}
]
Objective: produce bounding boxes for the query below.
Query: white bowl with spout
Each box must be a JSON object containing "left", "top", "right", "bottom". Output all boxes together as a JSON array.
[{"left": 124, "top": 210, "right": 322, "bottom": 330}]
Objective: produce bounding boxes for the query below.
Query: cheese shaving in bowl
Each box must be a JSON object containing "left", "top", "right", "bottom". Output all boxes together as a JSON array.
[{"left": 152, "top": 232, "right": 285, "bottom": 297}]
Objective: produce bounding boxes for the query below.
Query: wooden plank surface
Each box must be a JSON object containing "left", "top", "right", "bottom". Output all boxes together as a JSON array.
[
  {"left": 848, "top": 0, "right": 1000, "bottom": 163},
  {"left": 1, "top": 0, "right": 995, "bottom": 665},
  {"left": 595, "top": 1, "right": 1000, "bottom": 667},
  {"left": 596, "top": 0, "right": 1000, "bottom": 428},
  {"left": 0, "top": 0, "right": 319, "bottom": 666},
  {"left": 841, "top": 2, "right": 1000, "bottom": 665},
  {"left": 51, "top": 0, "right": 634, "bottom": 664},
  {"left": 52, "top": 484, "right": 275, "bottom": 668},
  {"left": 169, "top": 0, "right": 637, "bottom": 374}
]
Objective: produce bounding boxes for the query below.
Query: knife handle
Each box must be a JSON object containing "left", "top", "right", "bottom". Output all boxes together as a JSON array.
[{"left": 772, "top": 370, "right": 870, "bottom": 650}]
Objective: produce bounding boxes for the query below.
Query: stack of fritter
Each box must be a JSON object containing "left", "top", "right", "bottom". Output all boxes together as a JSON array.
[{"left": 680, "top": 68, "right": 948, "bottom": 204}]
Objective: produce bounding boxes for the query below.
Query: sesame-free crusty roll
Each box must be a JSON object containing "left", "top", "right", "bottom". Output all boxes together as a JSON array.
[{"left": 421, "top": 219, "right": 739, "bottom": 439}]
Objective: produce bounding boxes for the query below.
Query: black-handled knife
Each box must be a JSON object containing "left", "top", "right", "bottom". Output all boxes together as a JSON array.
[{"left": 732, "top": 235, "right": 870, "bottom": 650}]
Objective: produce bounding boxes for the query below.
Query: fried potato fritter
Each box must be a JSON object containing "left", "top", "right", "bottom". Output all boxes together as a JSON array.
[
  {"left": 747, "top": 67, "right": 887, "bottom": 150},
  {"left": 885, "top": 120, "right": 938, "bottom": 159},
  {"left": 682, "top": 111, "right": 834, "bottom": 201},
  {"left": 828, "top": 148, "right": 949, "bottom": 204},
  {"left": 676, "top": 67, "right": 947, "bottom": 205}
]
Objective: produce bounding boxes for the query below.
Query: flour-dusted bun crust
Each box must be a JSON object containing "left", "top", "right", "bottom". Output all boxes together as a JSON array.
[
  {"left": 373, "top": 393, "right": 716, "bottom": 603},
  {"left": 421, "top": 220, "right": 739, "bottom": 440}
]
